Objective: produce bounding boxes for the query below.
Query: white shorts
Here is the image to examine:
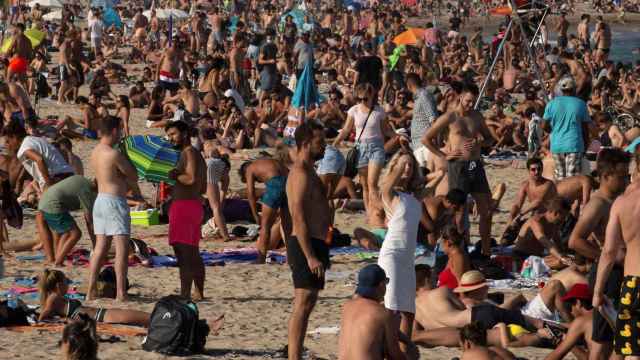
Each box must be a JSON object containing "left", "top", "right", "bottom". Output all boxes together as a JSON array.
[
  {"left": 413, "top": 145, "right": 432, "bottom": 168},
  {"left": 93, "top": 193, "right": 130, "bottom": 236}
]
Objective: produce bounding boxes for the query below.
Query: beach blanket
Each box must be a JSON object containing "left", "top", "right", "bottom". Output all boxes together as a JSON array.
[
  {"left": 328, "top": 244, "right": 430, "bottom": 260},
  {"left": 7, "top": 323, "right": 146, "bottom": 337},
  {"left": 150, "top": 248, "right": 287, "bottom": 267}
]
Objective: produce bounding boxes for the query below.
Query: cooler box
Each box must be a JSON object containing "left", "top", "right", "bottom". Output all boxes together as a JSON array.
[{"left": 131, "top": 209, "right": 160, "bottom": 227}]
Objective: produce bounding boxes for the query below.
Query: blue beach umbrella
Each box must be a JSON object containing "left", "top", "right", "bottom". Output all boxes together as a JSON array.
[
  {"left": 120, "top": 135, "right": 180, "bottom": 185},
  {"left": 103, "top": 7, "right": 123, "bottom": 29}
]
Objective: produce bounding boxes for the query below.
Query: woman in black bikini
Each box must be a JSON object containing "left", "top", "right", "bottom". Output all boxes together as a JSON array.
[{"left": 38, "top": 269, "right": 149, "bottom": 327}]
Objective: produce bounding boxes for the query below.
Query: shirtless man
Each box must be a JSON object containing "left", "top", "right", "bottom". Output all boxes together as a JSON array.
[
  {"left": 459, "top": 323, "right": 515, "bottom": 360},
  {"left": 593, "top": 150, "right": 640, "bottom": 358},
  {"left": 555, "top": 13, "right": 569, "bottom": 50},
  {"left": 556, "top": 174, "right": 595, "bottom": 216},
  {"left": 7, "top": 23, "right": 33, "bottom": 83},
  {"left": 559, "top": 52, "right": 592, "bottom": 101},
  {"left": 544, "top": 284, "right": 598, "bottom": 360},
  {"left": 86, "top": 116, "right": 142, "bottom": 302},
  {"left": 593, "top": 16, "right": 612, "bottom": 67},
  {"left": 423, "top": 83, "right": 495, "bottom": 255},
  {"left": 577, "top": 14, "right": 591, "bottom": 50},
  {"left": 421, "top": 189, "right": 466, "bottom": 246},
  {"left": 156, "top": 38, "right": 186, "bottom": 96},
  {"left": 131, "top": 8, "right": 148, "bottom": 48},
  {"left": 503, "top": 45, "right": 519, "bottom": 92},
  {"left": 513, "top": 198, "right": 572, "bottom": 267},
  {"left": 165, "top": 120, "right": 207, "bottom": 300},
  {"left": 162, "top": 80, "right": 201, "bottom": 124},
  {"left": 228, "top": 34, "right": 246, "bottom": 96},
  {"left": 207, "top": 7, "right": 223, "bottom": 52},
  {"left": 239, "top": 158, "right": 289, "bottom": 263},
  {"left": 338, "top": 264, "right": 418, "bottom": 360},
  {"left": 57, "top": 96, "right": 99, "bottom": 140},
  {"left": 0, "top": 81, "right": 35, "bottom": 127},
  {"left": 57, "top": 33, "right": 75, "bottom": 104},
  {"left": 128, "top": 81, "right": 150, "bottom": 108},
  {"left": 510, "top": 157, "right": 557, "bottom": 221},
  {"left": 286, "top": 121, "right": 331, "bottom": 360}
]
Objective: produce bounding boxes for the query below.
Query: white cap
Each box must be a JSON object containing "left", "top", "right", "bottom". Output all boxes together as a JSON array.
[{"left": 224, "top": 89, "right": 245, "bottom": 113}]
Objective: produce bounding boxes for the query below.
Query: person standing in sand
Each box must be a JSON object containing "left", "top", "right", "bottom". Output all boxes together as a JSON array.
[
  {"left": 86, "top": 116, "right": 143, "bottom": 302},
  {"left": 593, "top": 151, "right": 638, "bottom": 359},
  {"left": 165, "top": 120, "right": 207, "bottom": 301},
  {"left": 286, "top": 121, "right": 331, "bottom": 360},
  {"left": 6, "top": 23, "right": 32, "bottom": 84},
  {"left": 338, "top": 264, "right": 419, "bottom": 360},
  {"left": 156, "top": 38, "right": 186, "bottom": 97},
  {"left": 422, "top": 83, "right": 494, "bottom": 256}
]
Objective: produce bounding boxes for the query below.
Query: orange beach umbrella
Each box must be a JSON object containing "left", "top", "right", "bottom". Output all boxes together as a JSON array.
[
  {"left": 489, "top": 6, "right": 513, "bottom": 16},
  {"left": 393, "top": 28, "right": 425, "bottom": 46}
]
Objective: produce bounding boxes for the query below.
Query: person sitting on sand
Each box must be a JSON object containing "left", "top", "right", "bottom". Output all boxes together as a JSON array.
[
  {"left": 128, "top": 81, "right": 150, "bottom": 108},
  {"left": 60, "top": 314, "right": 99, "bottom": 360},
  {"left": 39, "top": 269, "right": 150, "bottom": 327},
  {"left": 57, "top": 96, "right": 100, "bottom": 140},
  {"left": 421, "top": 189, "right": 467, "bottom": 247},
  {"left": 510, "top": 157, "right": 557, "bottom": 222},
  {"left": 239, "top": 157, "right": 289, "bottom": 263},
  {"left": 53, "top": 137, "right": 83, "bottom": 176},
  {"left": 543, "top": 284, "right": 598, "bottom": 360},
  {"left": 556, "top": 174, "right": 597, "bottom": 217},
  {"left": 513, "top": 197, "right": 574, "bottom": 269},
  {"left": 338, "top": 264, "right": 419, "bottom": 360},
  {"left": 437, "top": 225, "right": 471, "bottom": 290}
]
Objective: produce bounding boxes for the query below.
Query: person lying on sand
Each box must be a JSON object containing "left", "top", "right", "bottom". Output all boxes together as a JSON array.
[{"left": 458, "top": 322, "right": 516, "bottom": 360}]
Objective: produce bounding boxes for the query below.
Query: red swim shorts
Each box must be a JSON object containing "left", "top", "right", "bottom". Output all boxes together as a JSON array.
[
  {"left": 8, "top": 56, "right": 27, "bottom": 74},
  {"left": 169, "top": 199, "right": 203, "bottom": 247}
]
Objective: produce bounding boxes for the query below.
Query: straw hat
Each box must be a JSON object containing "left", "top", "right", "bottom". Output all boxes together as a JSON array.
[{"left": 453, "top": 270, "right": 488, "bottom": 293}]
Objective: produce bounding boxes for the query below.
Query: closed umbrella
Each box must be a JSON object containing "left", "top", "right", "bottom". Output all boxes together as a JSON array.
[
  {"left": 121, "top": 135, "right": 180, "bottom": 185},
  {"left": 393, "top": 28, "right": 426, "bottom": 46}
]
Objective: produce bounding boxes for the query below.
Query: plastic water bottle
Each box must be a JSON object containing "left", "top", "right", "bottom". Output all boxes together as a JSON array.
[{"left": 7, "top": 288, "right": 18, "bottom": 309}]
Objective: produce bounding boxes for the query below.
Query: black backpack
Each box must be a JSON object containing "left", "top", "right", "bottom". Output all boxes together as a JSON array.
[{"left": 142, "top": 295, "right": 209, "bottom": 356}]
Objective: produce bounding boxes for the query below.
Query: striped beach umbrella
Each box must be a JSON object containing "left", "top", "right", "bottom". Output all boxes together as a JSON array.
[{"left": 121, "top": 135, "right": 180, "bottom": 185}]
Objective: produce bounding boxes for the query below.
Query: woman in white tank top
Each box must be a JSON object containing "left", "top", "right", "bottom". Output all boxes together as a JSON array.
[
  {"left": 377, "top": 150, "right": 423, "bottom": 342},
  {"left": 333, "top": 83, "right": 395, "bottom": 216}
]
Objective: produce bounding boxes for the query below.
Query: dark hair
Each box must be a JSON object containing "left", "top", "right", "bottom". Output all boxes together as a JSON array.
[
  {"left": 405, "top": 73, "right": 422, "bottom": 88},
  {"left": 526, "top": 157, "right": 543, "bottom": 169},
  {"left": 15, "top": 23, "right": 25, "bottom": 31},
  {"left": 2, "top": 119, "right": 26, "bottom": 138},
  {"left": 76, "top": 96, "right": 89, "bottom": 105},
  {"left": 179, "top": 80, "right": 191, "bottom": 90},
  {"left": 118, "top": 95, "right": 130, "bottom": 110},
  {"left": 567, "top": 297, "right": 594, "bottom": 310},
  {"left": 61, "top": 313, "right": 98, "bottom": 360},
  {"left": 164, "top": 120, "right": 190, "bottom": 134},
  {"left": 238, "top": 161, "right": 250, "bottom": 183},
  {"left": 55, "top": 137, "right": 73, "bottom": 151},
  {"left": 98, "top": 116, "right": 121, "bottom": 136},
  {"left": 460, "top": 322, "right": 487, "bottom": 347},
  {"left": 442, "top": 224, "right": 463, "bottom": 247},
  {"left": 547, "top": 197, "right": 571, "bottom": 213},
  {"left": 294, "top": 121, "right": 324, "bottom": 149},
  {"left": 445, "top": 189, "right": 467, "bottom": 206},
  {"left": 460, "top": 82, "right": 479, "bottom": 96},
  {"left": 524, "top": 107, "right": 536, "bottom": 118},
  {"left": 597, "top": 148, "right": 630, "bottom": 177}
]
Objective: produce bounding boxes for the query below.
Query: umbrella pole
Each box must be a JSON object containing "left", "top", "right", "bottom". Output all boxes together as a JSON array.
[{"left": 474, "top": 19, "right": 513, "bottom": 110}]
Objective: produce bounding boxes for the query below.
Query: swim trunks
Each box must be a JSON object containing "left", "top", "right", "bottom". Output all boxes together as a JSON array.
[
  {"left": 371, "top": 228, "right": 387, "bottom": 247},
  {"left": 8, "top": 56, "right": 27, "bottom": 74},
  {"left": 158, "top": 70, "right": 179, "bottom": 93},
  {"left": 82, "top": 128, "right": 98, "bottom": 140},
  {"left": 287, "top": 236, "right": 331, "bottom": 290},
  {"left": 448, "top": 159, "right": 491, "bottom": 194},
  {"left": 521, "top": 293, "right": 555, "bottom": 321},
  {"left": 10, "top": 108, "right": 37, "bottom": 126},
  {"left": 259, "top": 175, "right": 287, "bottom": 209},
  {"left": 169, "top": 199, "right": 204, "bottom": 247},
  {"left": 589, "top": 263, "right": 623, "bottom": 342},
  {"left": 471, "top": 304, "right": 534, "bottom": 331},
  {"left": 42, "top": 211, "right": 75, "bottom": 234},
  {"left": 615, "top": 275, "right": 640, "bottom": 355},
  {"left": 93, "top": 193, "right": 130, "bottom": 236}
]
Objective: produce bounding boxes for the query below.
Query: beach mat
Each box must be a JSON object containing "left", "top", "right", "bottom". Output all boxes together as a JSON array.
[
  {"left": 151, "top": 248, "right": 286, "bottom": 267},
  {"left": 7, "top": 323, "right": 146, "bottom": 337}
]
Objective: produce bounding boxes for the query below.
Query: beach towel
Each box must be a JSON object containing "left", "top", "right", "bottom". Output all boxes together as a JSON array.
[
  {"left": 151, "top": 248, "right": 287, "bottom": 267},
  {"left": 7, "top": 323, "right": 146, "bottom": 337}
]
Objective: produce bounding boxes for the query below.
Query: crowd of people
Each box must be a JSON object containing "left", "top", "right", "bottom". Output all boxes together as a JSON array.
[{"left": 1, "top": 0, "right": 640, "bottom": 359}]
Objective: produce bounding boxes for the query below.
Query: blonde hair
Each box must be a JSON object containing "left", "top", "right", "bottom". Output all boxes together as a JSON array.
[
  {"left": 38, "top": 269, "right": 65, "bottom": 308},
  {"left": 384, "top": 150, "right": 424, "bottom": 194}
]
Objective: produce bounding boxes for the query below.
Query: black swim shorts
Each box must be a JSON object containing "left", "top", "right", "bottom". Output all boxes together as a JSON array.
[
  {"left": 448, "top": 159, "right": 491, "bottom": 195},
  {"left": 287, "top": 236, "right": 331, "bottom": 290},
  {"left": 615, "top": 275, "right": 640, "bottom": 356},
  {"left": 588, "top": 263, "right": 623, "bottom": 342},
  {"left": 158, "top": 80, "right": 179, "bottom": 94},
  {"left": 471, "top": 304, "right": 534, "bottom": 331}
]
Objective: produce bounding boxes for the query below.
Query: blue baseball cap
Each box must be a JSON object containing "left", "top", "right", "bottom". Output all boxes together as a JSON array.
[{"left": 355, "top": 264, "right": 387, "bottom": 299}]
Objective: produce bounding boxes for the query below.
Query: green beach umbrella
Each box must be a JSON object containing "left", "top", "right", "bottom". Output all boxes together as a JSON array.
[{"left": 121, "top": 135, "right": 180, "bottom": 185}]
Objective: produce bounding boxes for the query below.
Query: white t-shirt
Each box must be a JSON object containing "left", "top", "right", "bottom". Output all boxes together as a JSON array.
[
  {"left": 17, "top": 136, "right": 74, "bottom": 188},
  {"left": 89, "top": 19, "right": 103, "bottom": 39}
]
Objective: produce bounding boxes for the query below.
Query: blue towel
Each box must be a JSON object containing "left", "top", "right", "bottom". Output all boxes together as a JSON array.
[{"left": 16, "top": 253, "right": 46, "bottom": 261}]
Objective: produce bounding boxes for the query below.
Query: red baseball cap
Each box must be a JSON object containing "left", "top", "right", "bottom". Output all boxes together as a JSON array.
[{"left": 561, "top": 284, "right": 592, "bottom": 302}]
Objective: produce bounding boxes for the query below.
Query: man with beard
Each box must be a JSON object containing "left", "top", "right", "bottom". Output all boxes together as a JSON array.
[
  {"left": 165, "top": 120, "right": 207, "bottom": 301},
  {"left": 286, "top": 121, "right": 331, "bottom": 360}
]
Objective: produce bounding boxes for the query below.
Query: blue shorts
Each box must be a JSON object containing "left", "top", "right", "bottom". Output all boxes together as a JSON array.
[
  {"left": 93, "top": 193, "right": 130, "bottom": 236},
  {"left": 42, "top": 211, "right": 75, "bottom": 234},
  {"left": 357, "top": 139, "right": 386, "bottom": 169},
  {"left": 83, "top": 128, "right": 98, "bottom": 139},
  {"left": 317, "top": 145, "right": 345, "bottom": 176},
  {"left": 260, "top": 176, "right": 287, "bottom": 209}
]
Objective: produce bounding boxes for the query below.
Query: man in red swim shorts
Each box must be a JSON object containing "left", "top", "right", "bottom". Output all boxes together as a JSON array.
[
  {"left": 6, "top": 23, "right": 33, "bottom": 82},
  {"left": 165, "top": 120, "right": 208, "bottom": 301}
]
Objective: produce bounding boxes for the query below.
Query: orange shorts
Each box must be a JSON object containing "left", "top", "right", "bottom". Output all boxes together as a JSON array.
[{"left": 8, "top": 56, "right": 27, "bottom": 74}]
